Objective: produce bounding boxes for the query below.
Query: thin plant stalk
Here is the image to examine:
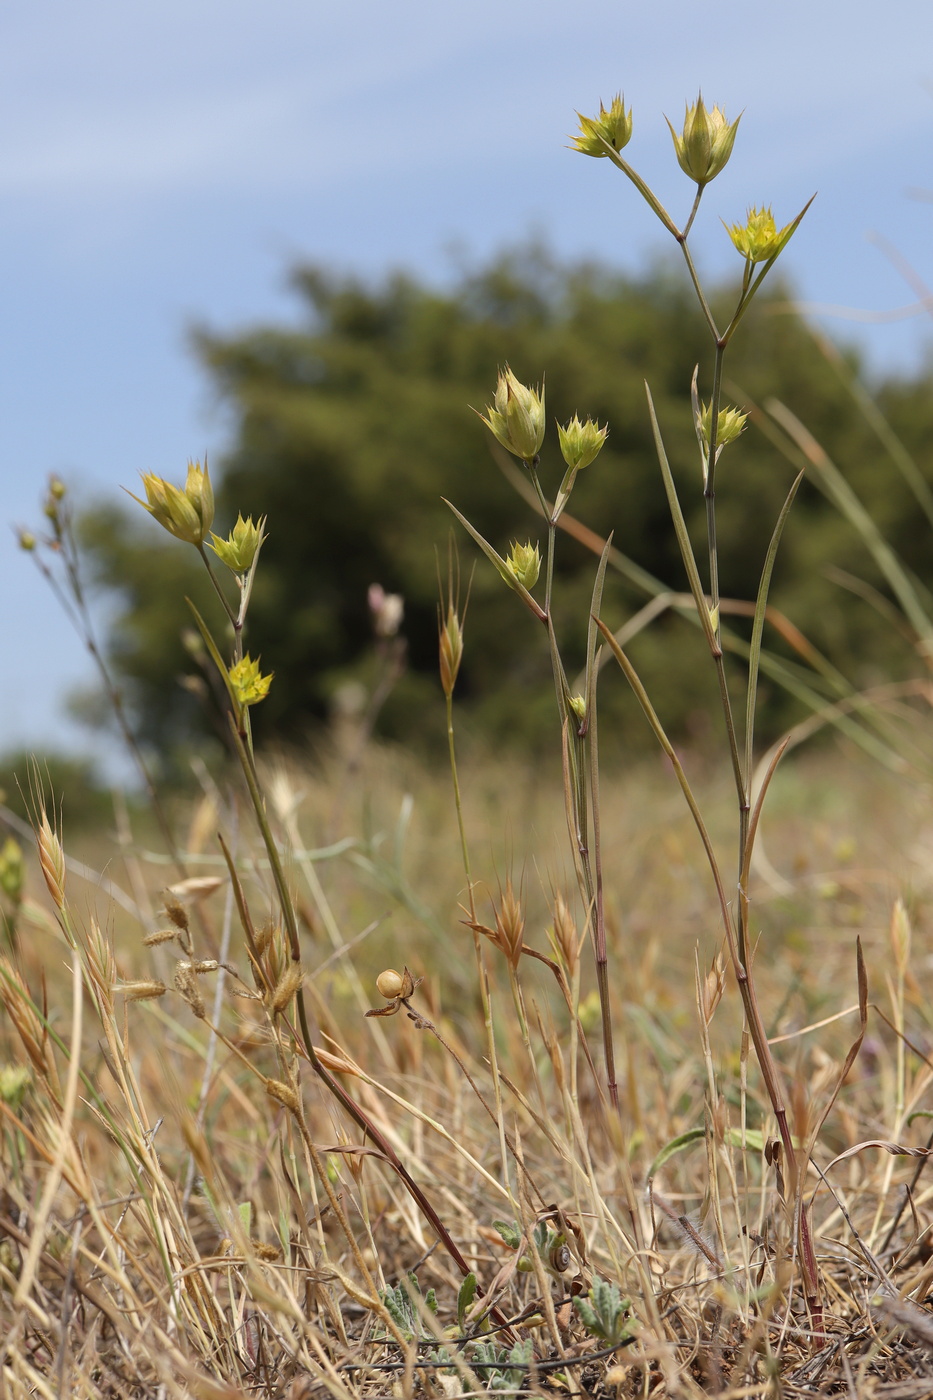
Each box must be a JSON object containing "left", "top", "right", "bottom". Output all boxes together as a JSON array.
[
  {"left": 524, "top": 461, "right": 619, "bottom": 1110},
  {"left": 23, "top": 490, "right": 186, "bottom": 875},
  {"left": 439, "top": 570, "right": 513, "bottom": 1197},
  {"left": 225, "top": 712, "right": 494, "bottom": 1292},
  {"left": 597, "top": 621, "right": 823, "bottom": 1326}
]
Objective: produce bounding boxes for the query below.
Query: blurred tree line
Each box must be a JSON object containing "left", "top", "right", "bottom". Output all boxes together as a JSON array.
[{"left": 77, "top": 245, "right": 933, "bottom": 764}]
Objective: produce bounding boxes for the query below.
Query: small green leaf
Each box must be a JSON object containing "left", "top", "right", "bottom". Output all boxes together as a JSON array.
[
  {"left": 573, "top": 1277, "right": 633, "bottom": 1346},
  {"left": 493, "top": 1220, "right": 522, "bottom": 1249},
  {"left": 457, "top": 1271, "right": 477, "bottom": 1330},
  {"left": 646, "top": 1127, "right": 707, "bottom": 1181}
]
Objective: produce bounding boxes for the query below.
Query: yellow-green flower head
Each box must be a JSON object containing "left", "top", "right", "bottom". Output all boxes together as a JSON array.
[
  {"left": 568, "top": 694, "right": 587, "bottom": 721},
  {"left": 0, "top": 836, "right": 24, "bottom": 903},
  {"left": 43, "top": 477, "right": 66, "bottom": 526},
  {"left": 0, "top": 1065, "right": 30, "bottom": 1111},
  {"left": 667, "top": 95, "right": 740, "bottom": 186},
  {"left": 209, "top": 513, "right": 264, "bottom": 573},
  {"left": 700, "top": 402, "right": 747, "bottom": 450},
  {"left": 131, "top": 459, "right": 214, "bottom": 546},
  {"left": 505, "top": 540, "right": 541, "bottom": 590},
  {"left": 571, "top": 94, "right": 632, "bottom": 157},
  {"left": 228, "top": 654, "right": 273, "bottom": 709},
  {"left": 480, "top": 367, "right": 546, "bottom": 461},
  {"left": 727, "top": 206, "right": 796, "bottom": 264},
  {"left": 184, "top": 459, "right": 214, "bottom": 536},
  {"left": 558, "top": 414, "right": 609, "bottom": 471}
]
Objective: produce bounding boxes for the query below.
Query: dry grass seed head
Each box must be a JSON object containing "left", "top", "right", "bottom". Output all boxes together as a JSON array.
[
  {"left": 173, "top": 961, "right": 206, "bottom": 1019},
  {"left": 118, "top": 979, "right": 168, "bottom": 1003},
  {"left": 549, "top": 891, "right": 579, "bottom": 977},
  {"left": 265, "top": 1076, "right": 300, "bottom": 1113},
  {"left": 36, "top": 808, "right": 65, "bottom": 913},
  {"left": 0, "top": 957, "right": 59, "bottom": 1088},
  {"left": 161, "top": 893, "right": 190, "bottom": 934},
  {"left": 700, "top": 952, "right": 726, "bottom": 1027},
  {"left": 494, "top": 879, "right": 525, "bottom": 972},
  {"left": 269, "top": 962, "right": 304, "bottom": 1016},
  {"left": 144, "top": 927, "right": 179, "bottom": 947},
  {"left": 890, "top": 896, "right": 911, "bottom": 977},
  {"left": 166, "top": 875, "right": 224, "bottom": 905},
  {"left": 84, "top": 917, "right": 118, "bottom": 1005},
  {"left": 254, "top": 921, "right": 276, "bottom": 960}
]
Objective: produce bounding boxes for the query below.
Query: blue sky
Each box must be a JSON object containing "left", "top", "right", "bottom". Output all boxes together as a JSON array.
[{"left": 4, "top": 0, "right": 933, "bottom": 768}]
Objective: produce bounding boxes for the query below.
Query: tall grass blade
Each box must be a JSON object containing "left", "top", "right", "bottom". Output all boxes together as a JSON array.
[
  {"left": 644, "top": 384, "right": 717, "bottom": 653},
  {"left": 764, "top": 398, "right": 933, "bottom": 646}
]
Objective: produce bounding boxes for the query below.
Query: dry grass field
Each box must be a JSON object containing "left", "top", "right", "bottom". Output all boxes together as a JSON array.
[
  {"left": 4, "top": 726, "right": 933, "bottom": 1399},
  {"left": 7, "top": 88, "right": 933, "bottom": 1399}
]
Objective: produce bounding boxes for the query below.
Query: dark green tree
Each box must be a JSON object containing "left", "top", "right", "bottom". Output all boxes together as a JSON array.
[{"left": 76, "top": 246, "right": 933, "bottom": 760}]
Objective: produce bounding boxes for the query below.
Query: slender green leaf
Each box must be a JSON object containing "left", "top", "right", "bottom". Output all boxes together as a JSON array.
[
  {"left": 598, "top": 143, "right": 680, "bottom": 236},
  {"left": 501, "top": 449, "right": 908, "bottom": 770},
  {"left": 644, "top": 384, "right": 716, "bottom": 652},
  {"left": 815, "top": 332, "right": 933, "bottom": 531},
  {"left": 443, "top": 498, "right": 547, "bottom": 622},
  {"left": 765, "top": 399, "right": 933, "bottom": 645},
  {"left": 186, "top": 597, "right": 238, "bottom": 710},
  {"left": 648, "top": 1127, "right": 768, "bottom": 1182}
]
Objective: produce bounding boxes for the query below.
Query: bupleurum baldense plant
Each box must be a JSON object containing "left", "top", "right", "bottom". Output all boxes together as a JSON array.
[{"left": 5, "top": 86, "right": 933, "bottom": 1400}]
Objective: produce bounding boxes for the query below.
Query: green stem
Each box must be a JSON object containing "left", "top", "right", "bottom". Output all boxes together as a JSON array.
[
  {"left": 600, "top": 145, "right": 680, "bottom": 237},
  {"left": 678, "top": 239, "right": 720, "bottom": 341},
  {"left": 533, "top": 476, "right": 625, "bottom": 1125},
  {"left": 681, "top": 186, "right": 704, "bottom": 240},
  {"left": 32, "top": 526, "right": 185, "bottom": 877},
  {"left": 198, "top": 545, "right": 242, "bottom": 658},
  {"left": 526, "top": 463, "right": 619, "bottom": 1110},
  {"left": 704, "top": 343, "right": 747, "bottom": 819},
  {"left": 446, "top": 693, "right": 474, "bottom": 921},
  {"left": 586, "top": 661, "right": 616, "bottom": 1109},
  {"left": 444, "top": 688, "right": 510, "bottom": 1188}
]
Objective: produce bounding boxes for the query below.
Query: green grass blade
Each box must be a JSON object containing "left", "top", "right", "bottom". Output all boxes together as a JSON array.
[
  {"left": 500, "top": 441, "right": 909, "bottom": 770},
  {"left": 647, "top": 1127, "right": 767, "bottom": 1183},
  {"left": 186, "top": 597, "right": 237, "bottom": 709},
  {"left": 814, "top": 330, "right": 933, "bottom": 531},
  {"left": 765, "top": 399, "right": 933, "bottom": 645},
  {"left": 644, "top": 384, "right": 716, "bottom": 653}
]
